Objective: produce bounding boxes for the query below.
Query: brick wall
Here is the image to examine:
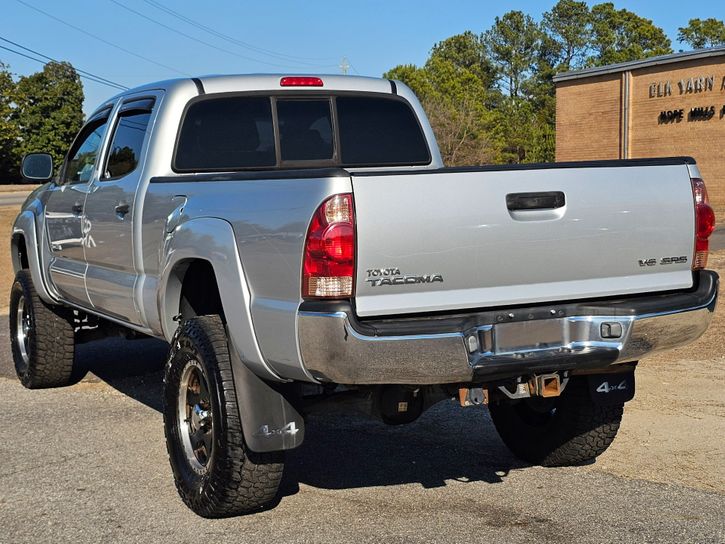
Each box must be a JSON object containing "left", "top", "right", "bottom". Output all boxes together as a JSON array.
[{"left": 555, "top": 74, "right": 622, "bottom": 161}]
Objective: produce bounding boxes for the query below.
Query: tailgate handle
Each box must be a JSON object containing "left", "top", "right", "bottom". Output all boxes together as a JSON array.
[{"left": 506, "top": 191, "right": 565, "bottom": 211}]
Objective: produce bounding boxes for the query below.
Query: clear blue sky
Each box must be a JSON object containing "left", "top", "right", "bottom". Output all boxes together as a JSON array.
[{"left": 2, "top": 0, "right": 722, "bottom": 115}]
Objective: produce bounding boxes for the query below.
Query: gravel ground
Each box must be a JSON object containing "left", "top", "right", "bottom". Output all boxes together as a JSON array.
[{"left": 0, "top": 324, "right": 723, "bottom": 543}]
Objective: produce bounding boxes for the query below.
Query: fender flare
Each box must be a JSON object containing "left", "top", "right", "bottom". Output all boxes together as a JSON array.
[
  {"left": 12, "top": 208, "right": 56, "bottom": 304},
  {"left": 159, "top": 217, "right": 304, "bottom": 452}
]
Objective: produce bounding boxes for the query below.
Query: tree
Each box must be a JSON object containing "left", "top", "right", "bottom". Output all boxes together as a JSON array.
[
  {"left": 482, "top": 11, "right": 542, "bottom": 98},
  {"left": 588, "top": 3, "right": 672, "bottom": 66},
  {"left": 0, "top": 62, "right": 21, "bottom": 182},
  {"left": 13, "top": 61, "right": 84, "bottom": 171},
  {"left": 487, "top": 95, "right": 555, "bottom": 164},
  {"left": 526, "top": 1, "right": 591, "bottom": 131},
  {"left": 542, "top": 0, "right": 592, "bottom": 71},
  {"left": 429, "top": 31, "right": 496, "bottom": 91},
  {"left": 678, "top": 18, "right": 725, "bottom": 49}
]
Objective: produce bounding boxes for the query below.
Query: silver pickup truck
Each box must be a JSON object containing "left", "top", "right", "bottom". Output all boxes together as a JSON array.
[{"left": 10, "top": 74, "right": 718, "bottom": 517}]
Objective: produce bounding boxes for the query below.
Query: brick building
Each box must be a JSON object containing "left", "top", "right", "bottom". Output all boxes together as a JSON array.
[{"left": 554, "top": 47, "right": 725, "bottom": 214}]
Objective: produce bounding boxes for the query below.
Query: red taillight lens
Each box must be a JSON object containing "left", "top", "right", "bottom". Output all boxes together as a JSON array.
[
  {"left": 691, "top": 177, "right": 716, "bottom": 270},
  {"left": 303, "top": 194, "right": 355, "bottom": 298},
  {"left": 280, "top": 76, "right": 324, "bottom": 87}
]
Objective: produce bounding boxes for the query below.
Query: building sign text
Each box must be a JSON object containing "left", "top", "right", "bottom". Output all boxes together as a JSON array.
[
  {"left": 649, "top": 75, "right": 724, "bottom": 98},
  {"left": 659, "top": 104, "right": 725, "bottom": 123}
]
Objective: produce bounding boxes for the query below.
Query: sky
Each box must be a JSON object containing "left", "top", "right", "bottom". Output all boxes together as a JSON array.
[{"left": 2, "top": 0, "right": 723, "bottom": 115}]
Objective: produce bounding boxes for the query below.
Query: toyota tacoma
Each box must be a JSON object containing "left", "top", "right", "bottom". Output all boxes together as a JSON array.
[{"left": 9, "top": 74, "right": 718, "bottom": 517}]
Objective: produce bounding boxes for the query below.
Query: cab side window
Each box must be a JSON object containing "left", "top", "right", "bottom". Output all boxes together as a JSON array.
[
  {"left": 104, "top": 99, "right": 154, "bottom": 180},
  {"left": 61, "top": 118, "right": 108, "bottom": 185}
]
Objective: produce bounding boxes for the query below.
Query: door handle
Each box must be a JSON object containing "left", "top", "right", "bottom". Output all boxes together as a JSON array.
[
  {"left": 72, "top": 203, "right": 83, "bottom": 215},
  {"left": 506, "top": 191, "right": 565, "bottom": 211},
  {"left": 115, "top": 202, "right": 130, "bottom": 218}
]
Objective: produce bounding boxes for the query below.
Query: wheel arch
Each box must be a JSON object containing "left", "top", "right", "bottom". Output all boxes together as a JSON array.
[
  {"left": 11, "top": 231, "right": 29, "bottom": 271},
  {"left": 157, "top": 217, "right": 281, "bottom": 380},
  {"left": 164, "top": 258, "right": 225, "bottom": 326},
  {"left": 11, "top": 210, "right": 55, "bottom": 304}
]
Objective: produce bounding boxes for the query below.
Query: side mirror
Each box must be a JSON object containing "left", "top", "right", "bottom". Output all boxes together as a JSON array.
[{"left": 21, "top": 153, "right": 54, "bottom": 183}]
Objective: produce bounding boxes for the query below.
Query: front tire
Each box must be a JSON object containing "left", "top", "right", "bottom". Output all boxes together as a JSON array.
[
  {"left": 9, "top": 270, "right": 76, "bottom": 388},
  {"left": 163, "top": 315, "right": 284, "bottom": 518},
  {"left": 489, "top": 377, "right": 623, "bottom": 467}
]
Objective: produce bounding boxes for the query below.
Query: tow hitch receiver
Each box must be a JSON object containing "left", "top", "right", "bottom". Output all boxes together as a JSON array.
[{"left": 531, "top": 373, "right": 562, "bottom": 398}]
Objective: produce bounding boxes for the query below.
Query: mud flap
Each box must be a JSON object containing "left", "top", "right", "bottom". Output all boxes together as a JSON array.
[
  {"left": 587, "top": 371, "right": 635, "bottom": 406},
  {"left": 227, "top": 339, "right": 305, "bottom": 452}
]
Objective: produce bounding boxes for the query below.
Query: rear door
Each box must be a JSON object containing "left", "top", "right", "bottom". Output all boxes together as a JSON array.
[
  {"left": 83, "top": 93, "right": 158, "bottom": 324},
  {"left": 44, "top": 108, "right": 111, "bottom": 307},
  {"left": 352, "top": 164, "right": 696, "bottom": 317}
]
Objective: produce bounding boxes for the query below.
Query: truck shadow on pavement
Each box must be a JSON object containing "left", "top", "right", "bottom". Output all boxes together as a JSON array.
[
  {"left": 282, "top": 408, "right": 524, "bottom": 493},
  {"left": 29, "top": 334, "right": 526, "bottom": 494}
]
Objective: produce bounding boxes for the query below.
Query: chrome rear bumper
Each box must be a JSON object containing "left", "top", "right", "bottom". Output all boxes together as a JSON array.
[{"left": 298, "top": 272, "right": 718, "bottom": 385}]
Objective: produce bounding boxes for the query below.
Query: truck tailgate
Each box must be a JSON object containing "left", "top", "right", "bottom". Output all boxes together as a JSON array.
[{"left": 352, "top": 164, "right": 695, "bottom": 317}]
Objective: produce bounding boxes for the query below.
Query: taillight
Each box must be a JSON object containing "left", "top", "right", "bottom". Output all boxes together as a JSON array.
[
  {"left": 280, "top": 76, "right": 324, "bottom": 87},
  {"left": 691, "top": 177, "right": 716, "bottom": 270},
  {"left": 303, "top": 194, "right": 355, "bottom": 298}
]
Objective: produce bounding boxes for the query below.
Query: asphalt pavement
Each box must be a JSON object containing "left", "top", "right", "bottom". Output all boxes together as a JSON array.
[
  {"left": 0, "top": 192, "right": 31, "bottom": 207},
  {"left": 0, "top": 316, "right": 723, "bottom": 543}
]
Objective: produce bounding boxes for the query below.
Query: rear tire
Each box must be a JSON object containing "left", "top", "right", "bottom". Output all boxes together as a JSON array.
[
  {"left": 488, "top": 377, "right": 623, "bottom": 467},
  {"left": 163, "top": 315, "right": 284, "bottom": 518},
  {"left": 9, "top": 270, "right": 76, "bottom": 388}
]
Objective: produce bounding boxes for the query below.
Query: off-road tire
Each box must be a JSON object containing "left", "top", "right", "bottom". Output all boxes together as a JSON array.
[
  {"left": 9, "top": 270, "right": 76, "bottom": 388},
  {"left": 163, "top": 315, "right": 284, "bottom": 518},
  {"left": 489, "top": 377, "right": 623, "bottom": 467}
]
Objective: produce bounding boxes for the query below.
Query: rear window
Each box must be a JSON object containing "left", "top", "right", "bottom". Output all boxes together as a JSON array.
[
  {"left": 173, "top": 94, "right": 430, "bottom": 172},
  {"left": 337, "top": 97, "right": 430, "bottom": 166},
  {"left": 277, "top": 99, "right": 334, "bottom": 162},
  {"left": 175, "top": 97, "right": 275, "bottom": 171}
]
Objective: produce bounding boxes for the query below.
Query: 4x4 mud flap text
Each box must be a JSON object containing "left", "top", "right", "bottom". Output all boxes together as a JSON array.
[{"left": 588, "top": 372, "right": 635, "bottom": 405}]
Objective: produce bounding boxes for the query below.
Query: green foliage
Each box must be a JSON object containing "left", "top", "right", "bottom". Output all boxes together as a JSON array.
[
  {"left": 429, "top": 31, "right": 496, "bottom": 91},
  {"left": 588, "top": 2, "right": 672, "bottom": 66},
  {"left": 13, "top": 61, "right": 84, "bottom": 173},
  {"left": 677, "top": 18, "right": 725, "bottom": 49},
  {"left": 483, "top": 11, "right": 542, "bottom": 98},
  {"left": 542, "top": 0, "right": 592, "bottom": 70},
  {"left": 0, "top": 62, "right": 21, "bottom": 181}
]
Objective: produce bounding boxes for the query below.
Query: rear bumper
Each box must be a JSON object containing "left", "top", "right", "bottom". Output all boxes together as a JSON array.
[{"left": 297, "top": 271, "right": 718, "bottom": 385}]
